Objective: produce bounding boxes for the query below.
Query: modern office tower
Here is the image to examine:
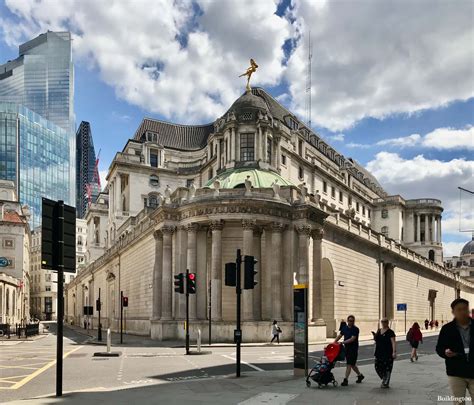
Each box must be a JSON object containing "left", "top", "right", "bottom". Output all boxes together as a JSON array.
[
  {"left": 0, "top": 31, "right": 74, "bottom": 134},
  {"left": 76, "top": 121, "right": 100, "bottom": 218},
  {"left": 0, "top": 102, "right": 75, "bottom": 228}
]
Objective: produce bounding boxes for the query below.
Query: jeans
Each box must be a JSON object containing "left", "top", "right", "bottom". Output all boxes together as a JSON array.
[
  {"left": 448, "top": 376, "right": 474, "bottom": 405},
  {"left": 271, "top": 334, "right": 279, "bottom": 343}
]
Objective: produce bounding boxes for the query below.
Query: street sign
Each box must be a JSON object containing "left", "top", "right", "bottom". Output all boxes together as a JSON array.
[
  {"left": 397, "top": 303, "right": 407, "bottom": 311},
  {"left": 0, "top": 257, "right": 11, "bottom": 267}
]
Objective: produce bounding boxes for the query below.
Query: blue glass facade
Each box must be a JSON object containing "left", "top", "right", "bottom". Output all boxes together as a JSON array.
[{"left": 0, "top": 102, "right": 74, "bottom": 228}]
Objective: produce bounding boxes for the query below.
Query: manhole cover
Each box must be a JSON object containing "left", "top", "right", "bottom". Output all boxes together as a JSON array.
[{"left": 68, "top": 353, "right": 87, "bottom": 358}]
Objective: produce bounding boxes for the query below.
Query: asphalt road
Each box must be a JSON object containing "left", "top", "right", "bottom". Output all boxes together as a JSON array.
[{"left": 0, "top": 326, "right": 440, "bottom": 403}]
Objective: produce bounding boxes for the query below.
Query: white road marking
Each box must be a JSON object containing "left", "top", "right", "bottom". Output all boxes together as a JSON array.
[
  {"left": 238, "top": 392, "right": 298, "bottom": 404},
  {"left": 221, "top": 355, "right": 265, "bottom": 372}
]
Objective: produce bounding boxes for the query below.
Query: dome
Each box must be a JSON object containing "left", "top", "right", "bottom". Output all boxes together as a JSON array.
[
  {"left": 460, "top": 235, "right": 474, "bottom": 256},
  {"left": 227, "top": 92, "right": 269, "bottom": 115},
  {"left": 205, "top": 168, "right": 295, "bottom": 189}
]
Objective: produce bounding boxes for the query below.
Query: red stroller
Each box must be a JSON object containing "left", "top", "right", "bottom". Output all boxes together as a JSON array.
[{"left": 306, "top": 343, "right": 344, "bottom": 388}]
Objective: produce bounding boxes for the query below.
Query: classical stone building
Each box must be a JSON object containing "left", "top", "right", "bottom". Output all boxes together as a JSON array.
[
  {"left": 0, "top": 180, "right": 31, "bottom": 324},
  {"left": 65, "top": 88, "right": 474, "bottom": 341},
  {"left": 445, "top": 235, "right": 474, "bottom": 283}
]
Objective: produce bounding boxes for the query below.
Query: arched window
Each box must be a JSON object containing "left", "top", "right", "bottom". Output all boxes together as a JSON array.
[
  {"left": 149, "top": 194, "right": 158, "bottom": 208},
  {"left": 77, "top": 236, "right": 82, "bottom": 246},
  {"left": 428, "top": 250, "right": 435, "bottom": 261},
  {"left": 381, "top": 226, "right": 389, "bottom": 237},
  {"left": 381, "top": 209, "right": 388, "bottom": 218}
]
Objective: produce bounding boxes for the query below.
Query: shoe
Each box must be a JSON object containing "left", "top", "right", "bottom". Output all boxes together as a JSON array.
[
  {"left": 341, "top": 378, "right": 348, "bottom": 386},
  {"left": 356, "top": 374, "right": 365, "bottom": 383},
  {"left": 410, "top": 357, "right": 414, "bottom": 362},
  {"left": 415, "top": 355, "right": 418, "bottom": 361}
]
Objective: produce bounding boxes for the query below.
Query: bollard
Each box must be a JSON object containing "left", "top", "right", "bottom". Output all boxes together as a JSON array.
[
  {"left": 197, "top": 329, "right": 201, "bottom": 353},
  {"left": 107, "top": 328, "right": 111, "bottom": 354}
]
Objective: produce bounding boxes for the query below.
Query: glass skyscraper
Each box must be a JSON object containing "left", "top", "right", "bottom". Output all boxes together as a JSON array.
[
  {"left": 0, "top": 31, "right": 75, "bottom": 226},
  {"left": 0, "top": 31, "right": 75, "bottom": 134},
  {"left": 0, "top": 102, "right": 74, "bottom": 228}
]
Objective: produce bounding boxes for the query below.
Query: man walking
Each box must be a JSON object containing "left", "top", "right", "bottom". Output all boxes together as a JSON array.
[
  {"left": 436, "top": 298, "right": 473, "bottom": 405},
  {"left": 334, "top": 315, "right": 365, "bottom": 386}
]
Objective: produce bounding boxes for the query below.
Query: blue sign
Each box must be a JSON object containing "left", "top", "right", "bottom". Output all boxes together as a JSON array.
[
  {"left": 397, "top": 303, "right": 407, "bottom": 311},
  {"left": 0, "top": 257, "right": 10, "bottom": 267}
]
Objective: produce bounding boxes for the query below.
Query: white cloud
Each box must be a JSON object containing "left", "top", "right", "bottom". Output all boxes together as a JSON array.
[
  {"left": 366, "top": 152, "right": 474, "bottom": 256},
  {"left": 99, "top": 170, "right": 107, "bottom": 191},
  {"left": 286, "top": 1, "right": 474, "bottom": 130},
  {"left": 443, "top": 241, "right": 471, "bottom": 258},
  {"left": 376, "top": 134, "right": 421, "bottom": 148},
  {"left": 328, "top": 133, "right": 345, "bottom": 142},
  {"left": 422, "top": 126, "right": 474, "bottom": 150},
  {"left": 1, "top": 0, "right": 291, "bottom": 124}
]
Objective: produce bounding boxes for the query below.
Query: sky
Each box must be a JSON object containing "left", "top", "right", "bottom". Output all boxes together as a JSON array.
[{"left": 0, "top": 0, "right": 473, "bottom": 256}]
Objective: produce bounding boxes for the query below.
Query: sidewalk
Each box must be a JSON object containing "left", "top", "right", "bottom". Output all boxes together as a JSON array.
[
  {"left": 10, "top": 353, "right": 465, "bottom": 405},
  {"left": 65, "top": 323, "right": 441, "bottom": 349}
]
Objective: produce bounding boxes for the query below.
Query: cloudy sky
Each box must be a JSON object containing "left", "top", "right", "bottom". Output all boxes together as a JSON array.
[{"left": 0, "top": 0, "right": 472, "bottom": 255}]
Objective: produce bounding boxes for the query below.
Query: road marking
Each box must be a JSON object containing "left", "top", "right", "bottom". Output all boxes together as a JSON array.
[
  {"left": 221, "top": 355, "right": 265, "bottom": 372},
  {"left": 238, "top": 392, "right": 298, "bottom": 404},
  {"left": 0, "top": 346, "right": 82, "bottom": 390}
]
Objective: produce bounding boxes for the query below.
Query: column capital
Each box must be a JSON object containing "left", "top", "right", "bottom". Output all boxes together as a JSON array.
[
  {"left": 242, "top": 219, "right": 257, "bottom": 230},
  {"left": 253, "top": 227, "right": 263, "bottom": 237},
  {"left": 210, "top": 220, "right": 224, "bottom": 231},
  {"left": 311, "top": 228, "right": 324, "bottom": 240},
  {"left": 271, "top": 222, "right": 286, "bottom": 233},
  {"left": 161, "top": 225, "right": 176, "bottom": 235},
  {"left": 153, "top": 230, "right": 163, "bottom": 240},
  {"left": 296, "top": 224, "right": 312, "bottom": 236},
  {"left": 186, "top": 223, "right": 199, "bottom": 233}
]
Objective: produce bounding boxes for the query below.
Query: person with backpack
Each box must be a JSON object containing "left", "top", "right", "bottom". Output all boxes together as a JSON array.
[
  {"left": 406, "top": 322, "right": 423, "bottom": 362},
  {"left": 270, "top": 320, "right": 282, "bottom": 344}
]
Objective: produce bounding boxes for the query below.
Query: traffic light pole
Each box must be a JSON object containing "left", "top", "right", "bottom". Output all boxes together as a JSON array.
[
  {"left": 185, "top": 269, "right": 190, "bottom": 355},
  {"left": 98, "top": 288, "right": 102, "bottom": 341},
  {"left": 236, "top": 249, "right": 242, "bottom": 378},
  {"left": 120, "top": 291, "right": 123, "bottom": 344},
  {"left": 56, "top": 201, "right": 64, "bottom": 397}
]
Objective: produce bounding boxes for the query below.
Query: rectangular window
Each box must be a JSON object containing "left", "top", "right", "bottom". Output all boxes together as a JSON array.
[
  {"left": 267, "top": 138, "right": 272, "bottom": 164},
  {"left": 281, "top": 154, "right": 287, "bottom": 166},
  {"left": 298, "top": 140, "right": 303, "bottom": 156},
  {"left": 150, "top": 150, "right": 159, "bottom": 167},
  {"left": 356, "top": 202, "right": 360, "bottom": 212},
  {"left": 348, "top": 196, "right": 352, "bottom": 206},
  {"left": 299, "top": 166, "right": 304, "bottom": 179},
  {"left": 362, "top": 206, "right": 366, "bottom": 216},
  {"left": 339, "top": 191, "right": 343, "bottom": 203},
  {"left": 186, "top": 179, "right": 194, "bottom": 188},
  {"left": 331, "top": 187, "right": 335, "bottom": 198},
  {"left": 368, "top": 209, "right": 371, "bottom": 218},
  {"left": 323, "top": 181, "right": 327, "bottom": 194},
  {"left": 240, "top": 133, "right": 255, "bottom": 162}
]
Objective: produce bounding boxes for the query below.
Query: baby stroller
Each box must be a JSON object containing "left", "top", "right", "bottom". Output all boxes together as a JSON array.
[{"left": 306, "top": 343, "right": 344, "bottom": 388}]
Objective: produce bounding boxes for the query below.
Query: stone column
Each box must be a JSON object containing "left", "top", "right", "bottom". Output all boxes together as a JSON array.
[
  {"left": 231, "top": 127, "right": 236, "bottom": 162},
  {"left": 252, "top": 227, "right": 263, "bottom": 321},
  {"left": 416, "top": 214, "right": 421, "bottom": 242},
  {"left": 431, "top": 215, "right": 436, "bottom": 242},
  {"left": 424, "top": 214, "right": 429, "bottom": 243},
  {"left": 311, "top": 229, "right": 325, "bottom": 325},
  {"left": 196, "top": 228, "right": 208, "bottom": 319},
  {"left": 296, "top": 225, "right": 312, "bottom": 284},
  {"left": 115, "top": 175, "right": 121, "bottom": 213},
  {"left": 262, "top": 227, "right": 272, "bottom": 320},
  {"left": 271, "top": 222, "right": 285, "bottom": 320},
  {"left": 242, "top": 219, "right": 256, "bottom": 321},
  {"left": 276, "top": 137, "right": 281, "bottom": 170},
  {"left": 282, "top": 227, "right": 294, "bottom": 321},
  {"left": 210, "top": 220, "right": 223, "bottom": 321},
  {"left": 187, "top": 224, "right": 198, "bottom": 320},
  {"left": 161, "top": 226, "right": 175, "bottom": 320},
  {"left": 437, "top": 215, "right": 442, "bottom": 243},
  {"left": 152, "top": 231, "right": 163, "bottom": 320},
  {"left": 216, "top": 139, "right": 221, "bottom": 170}
]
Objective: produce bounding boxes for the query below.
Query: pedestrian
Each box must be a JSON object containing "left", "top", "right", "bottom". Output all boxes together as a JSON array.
[
  {"left": 425, "top": 319, "right": 429, "bottom": 330},
  {"left": 435, "top": 320, "right": 439, "bottom": 329},
  {"left": 373, "top": 318, "right": 396, "bottom": 388},
  {"left": 270, "top": 320, "right": 281, "bottom": 344},
  {"left": 430, "top": 320, "right": 434, "bottom": 330},
  {"left": 406, "top": 322, "right": 423, "bottom": 362},
  {"left": 334, "top": 315, "right": 365, "bottom": 386},
  {"left": 436, "top": 298, "right": 473, "bottom": 405}
]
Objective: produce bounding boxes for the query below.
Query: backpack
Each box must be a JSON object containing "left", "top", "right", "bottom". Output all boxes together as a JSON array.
[{"left": 406, "top": 329, "right": 413, "bottom": 342}]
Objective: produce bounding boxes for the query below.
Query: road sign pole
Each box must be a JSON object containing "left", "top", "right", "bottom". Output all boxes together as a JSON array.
[
  {"left": 186, "top": 269, "right": 190, "bottom": 355},
  {"left": 405, "top": 308, "right": 407, "bottom": 334},
  {"left": 120, "top": 291, "right": 123, "bottom": 344},
  {"left": 236, "top": 249, "right": 242, "bottom": 378},
  {"left": 208, "top": 280, "right": 212, "bottom": 346},
  {"left": 98, "top": 288, "right": 102, "bottom": 341},
  {"left": 56, "top": 201, "right": 64, "bottom": 397}
]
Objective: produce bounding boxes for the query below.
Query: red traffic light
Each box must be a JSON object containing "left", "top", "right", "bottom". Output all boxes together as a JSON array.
[{"left": 188, "top": 273, "right": 195, "bottom": 280}]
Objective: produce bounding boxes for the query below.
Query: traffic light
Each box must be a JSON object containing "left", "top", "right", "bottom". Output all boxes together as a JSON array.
[
  {"left": 174, "top": 273, "right": 184, "bottom": 294},
  {"left": 244, "top": 255, "right": 258, "bottom": 289},
  {"left": 187, "top": 272, "right": 196, "bottom": 294},
  {"left": 225, "top": 262, "right": 236, "bottom": 287},
  {"left": 122, "top": 296, "right": 128, "bottom": 307},
  {"left": 96, "top": 299, "right": 101, "bottom": 312}
]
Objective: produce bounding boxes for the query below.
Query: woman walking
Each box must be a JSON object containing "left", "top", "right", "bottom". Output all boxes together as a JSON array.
[
  {"left": 373, "top": 318, "right": 397, "bottom": 388},
  {"left": 407, "top": 322, "right": 423, "bottom": 362},
  {"left": 270, "top": 320, "right": 281, "bottom": 344}
]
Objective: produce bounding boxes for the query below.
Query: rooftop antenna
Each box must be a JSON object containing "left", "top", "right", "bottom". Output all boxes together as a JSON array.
[{"left": 305, "top": 30, "right": 313, "bottom": 127}]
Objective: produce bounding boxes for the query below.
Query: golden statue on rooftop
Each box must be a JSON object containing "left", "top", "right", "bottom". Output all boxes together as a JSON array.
[{"left": 239, "top": 58, "right": 258, "bottom": 93}]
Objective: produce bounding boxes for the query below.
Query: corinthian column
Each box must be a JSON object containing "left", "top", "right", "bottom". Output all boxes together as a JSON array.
[
  {"left": 311, "top": 228, "right": 325, "bottom": 326},
  {"left": 252, "top": 227, "right": 263, "bottom": 320},
  {"left": 210, "top": 220, "right": 223, "bottom": 321},
  {"left": 161, "top": 225, "right": 175, "bottom": 320},
  {"left": 296, "top": 225, "right": 312, "bottom": 284},
  {"left": 271, "top": 222, "right": 285, "bottom": 320},
  {"left": 242, "top": 219, "right": 256, "bottom": 321},
  {"left": 152, "top": 231, "right": 163, "bottom": 320},
  {"left": 187, "top": 223, "right": 198, "bottom": 320},
  {"left": 424, "top": 214, "right": 429, "bottom": 243}
]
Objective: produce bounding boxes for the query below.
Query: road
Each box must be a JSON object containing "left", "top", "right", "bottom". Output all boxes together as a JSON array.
[{"left": 0, "top": 326, "right": 440, "bottom": 403}]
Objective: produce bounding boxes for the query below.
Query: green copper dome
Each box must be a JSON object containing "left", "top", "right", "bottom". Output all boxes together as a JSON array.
[{"left": 205, "top": 168, "right": 295, "bottom": 189}]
